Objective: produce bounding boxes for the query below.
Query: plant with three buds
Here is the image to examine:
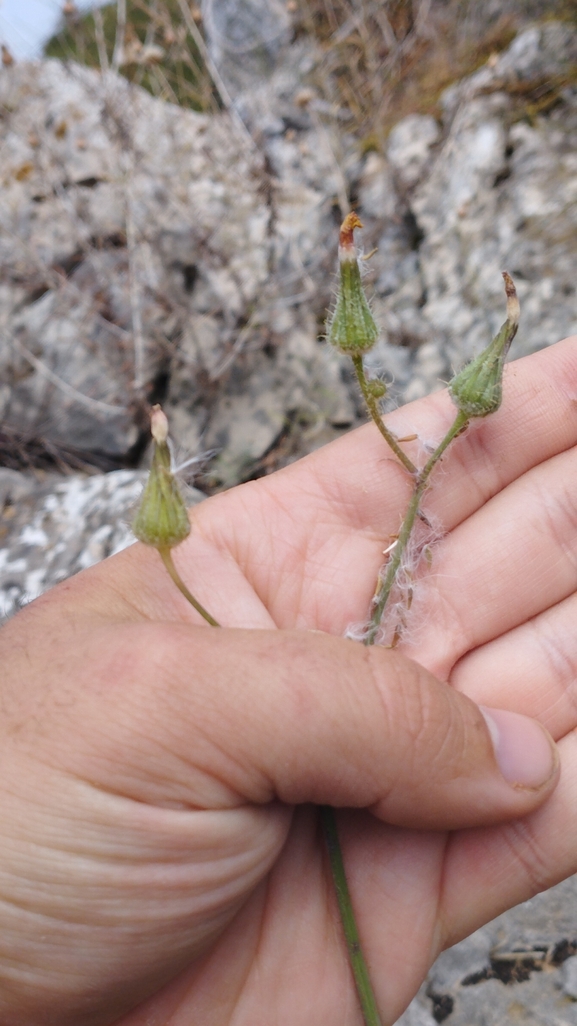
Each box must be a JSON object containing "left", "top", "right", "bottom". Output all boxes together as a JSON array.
[
  {"left": 132, "top": 216, "right": 521, "bottom": 1026},
  {"left": 323, "top": 213, "right": 521, "bottom": 1025}
]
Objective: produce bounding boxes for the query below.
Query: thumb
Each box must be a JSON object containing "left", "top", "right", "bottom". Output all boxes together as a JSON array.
[{"left": 71, "top": 623, "right": 559, "bottom": 831}]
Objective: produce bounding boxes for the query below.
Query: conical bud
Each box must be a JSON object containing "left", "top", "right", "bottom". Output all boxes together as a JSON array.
[
  {"left": 449, "top": 272, "right": 519, "bottom": 418},
  {"left": 133, "top": 405, "right": 191, "bottom": 549},
  {"left": 327, "top": 212, "right": 379, "bottom": 356}
]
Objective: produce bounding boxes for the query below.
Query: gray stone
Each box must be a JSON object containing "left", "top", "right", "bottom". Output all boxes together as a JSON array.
[
  {"left": 365, "top": 21, "right": 577, "bottom": 405},
  {"left": 396, "top": 876, "right": 577, "bottom": 1025},
  {"left": 562, "top": 957, "right": 577, "bottom": 1000},
  {"left": 0, "top": 56, "right": 354, "bottom": 474},
  {"left": 0, "top": 58, "right": 265, "bottom": 458},
  {"left": 201, "top": 0, "right": 292, "bottom": 94},
  {"left": 387, "top": 115, "right": 440, "bottom": 192},
  {"left": 3, "top": 21, "right": 577, "bottom": 478},
  {"left": 357, "top": 153, "right": 399, "bottom": 220},
  {"left": 2, "top": 18, "right": 575, "bottom": 496}
]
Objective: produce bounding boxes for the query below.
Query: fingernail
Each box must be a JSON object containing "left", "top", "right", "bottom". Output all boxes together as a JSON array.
[{"left": 480, "top": 706, "right": 558, "bottom": 790}]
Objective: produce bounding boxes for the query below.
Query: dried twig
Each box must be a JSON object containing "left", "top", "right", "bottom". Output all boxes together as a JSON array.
[
  {"left": 93, "top": 6, "right": 110, "bottom": 73},
  {"left": 174, "top": 0, "right": 258, "bottom": 153},
  {"left": 112, "top": 0, "right": 127, "bottom": 70},
  {"left": 10, "top": 336, "right": 128, "bottom": 414},
  {"left": 124, "top": 184, "right": 147, "bottom": 396}
]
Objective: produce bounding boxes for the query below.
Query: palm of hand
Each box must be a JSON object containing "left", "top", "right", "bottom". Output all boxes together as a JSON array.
[{"left": 2, "top": 341, "right": 577, "bottom": 1026}]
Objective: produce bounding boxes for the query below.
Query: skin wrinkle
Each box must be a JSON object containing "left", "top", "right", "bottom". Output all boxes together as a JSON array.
[
  {"left": 251, "top": 808, "right": 347, "bottom": 1024},
  {"left": 238, "top": 485, "right": 300, "bottom": 563},
  {"left": 304, "top": 523, "right": 373, "bottom": 591},
  {"left": 492, "top": 477, "right": 577, "bottom": 613},
  {"left": 190, "top": 497, "right": 255, "bottom": 582},
  {"left": 221, "top": 888, "right": 273, "bottom": 1026},
  {"left": 0, "top": 796, "right": 281, "bottom": 972},
  {"left": 226, "top": 909, "right": 267, "bottom": 1026},
  {"left": 440, "top": 835, "right": 520, "bottom": 951},
  {"left": 537, "top": 471, "right": 577, "bottom": 578},
  {"left": 531, "top": 613, "right": 577, "bottom": 726},
  {"left": 335, "top": 646, "right": 397, "bottom": 804},
  {"left": 364, "top": 649, "right": 435, "bottom": 812},
  {"left": 26, "top": 626, "right": 252, "bottom": 810},
  {"left": 142, "top": 645, "right": 258, "bottom": 804},
  {"left": 322, "top": 449, "right": 412, "bottom": 532},
  {"left": 292, "top": 524, "right": 344, "bottom": 629},
  {"left": 89, "top": 550, "right": 192, "bottom": 627},
  {"left": 232, "top": 488, "right": 311, "bottom": 622},
  {"left": 495, "top": 814, "right": 556, "bottom": 902},
  {"left": 422, "top": 693, "right": 467, "bottom": 788},
  {"left": 245, "top": 871, "right": 283, "bottom": 1015}
]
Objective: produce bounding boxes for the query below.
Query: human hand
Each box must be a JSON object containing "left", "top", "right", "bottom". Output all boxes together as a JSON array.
[{"left": 1, "top": 338, "right": 576, "bottom": 1026}]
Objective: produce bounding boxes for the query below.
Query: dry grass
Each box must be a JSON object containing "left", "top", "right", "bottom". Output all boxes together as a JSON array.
[
  {"left": 291, "top": 1, "right": 521, "bottom": 145},
  {"left": 45, "top": 0, "right": 220, "bottom": 112},
  {"left": 44, "top": 0, "right": 576, "bottom": 141}
]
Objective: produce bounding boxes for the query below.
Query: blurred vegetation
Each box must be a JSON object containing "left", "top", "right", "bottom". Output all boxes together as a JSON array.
[
  {"left": 44, "top": 0, "right": 577, "bottom": 139},
  {"left": 291, "top": 0, "right": 576, "bottom": 146},
  {"left": 45, "top": 0, "right": 220, "bottom": 112}
]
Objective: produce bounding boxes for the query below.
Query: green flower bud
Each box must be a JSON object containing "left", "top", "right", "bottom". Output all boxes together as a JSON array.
[
  {"left": 133, "top": 405, "right": 191, "bottom": 549},
  {"left": 327, "top": 212, "right": 379, "bottom": 356},
  {"left": 366, "top": 379, "right": 387, "bottom": 399},
  {"left": 449, "top": 272, "right": 520, "bottom": 418}
]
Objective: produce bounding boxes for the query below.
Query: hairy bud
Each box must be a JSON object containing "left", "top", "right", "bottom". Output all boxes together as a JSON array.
[
  {"left": 366, "top": 379, "right": 387, "bottom": 399},
  {"left": 133, "top": 404, "right": 191, "bottom": 549},
  {"left": 327, "top": 212, "right": 379, "bottom": 356},
  {"left": 449, "top": 272, "right": 519, "bottom": 418}
]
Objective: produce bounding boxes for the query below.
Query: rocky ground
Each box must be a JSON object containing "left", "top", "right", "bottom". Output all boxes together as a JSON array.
[{"left": 1, "top": 10, "right": 577, "bottom": 1024}]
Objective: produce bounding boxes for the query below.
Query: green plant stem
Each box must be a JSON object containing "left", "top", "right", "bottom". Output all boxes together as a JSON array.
[
  {"left": 158, "top": 545, "right": 221, "bottom": 627},
  {"left": 320, "top": 805, "right": 384, "bottom": 1026},
  {"left": 352, "top": 355, "right": 417, "bottom": 476},
  {"left": 320, "top": 412, "right": 469, "bottom": 1026},
  {"left": 364, "top": 409, "right": 469, "bottom": 647}
]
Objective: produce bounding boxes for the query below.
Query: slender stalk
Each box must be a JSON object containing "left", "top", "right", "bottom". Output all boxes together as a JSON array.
[
  {"left": 320, "top": 806, "right": 384, "bottom": 1026},
  {"left": 111, "top": 0, "right": 126, "bottom": 70},
  {"left": 352, "top": 355, "right": 417, "bottom": 476},
  {"left": 319, "top": 355, "right": 416, "bottom": 1026},
  {"left": 93, "top": 6, "right": 109, "bottom": 73},
  {"left": 158, "top": 546, "right": 220, "bottom": 627},
  {"left": 364, "top": 410, "right": 469, "bottom": 646}
]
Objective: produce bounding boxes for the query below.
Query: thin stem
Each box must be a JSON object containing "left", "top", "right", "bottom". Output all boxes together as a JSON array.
[
  {"left": 174, "top": 0, "right": 258, "bottom": 154},
  {"left": 112, "top": 0, "right": 126, "bottom": 70},
  {"left": 93, "top": 6, "right": 109, "bottom": 73},
  {"left": 320, "top": 806, "right": 384, "bottom": 1026},
  {"left": 364, "top": 410, "right": 469, "bottom": 646},
  {"left": 158, "top": 546, "right": 220, "bottom": 627},
  {"left": 352, "top": 355, "right": 417, "bottom": 476}
]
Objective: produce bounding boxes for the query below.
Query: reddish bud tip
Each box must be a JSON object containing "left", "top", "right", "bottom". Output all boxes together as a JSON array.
[
  {"left": 339, "top": 212, "right": 363, "bottom": 250},
  {"left": 501, "top": 271, "right": 520, "bottom": 328}
]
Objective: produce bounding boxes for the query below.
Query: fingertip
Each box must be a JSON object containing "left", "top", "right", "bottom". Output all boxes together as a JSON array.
[{"left": 480, "top": 706, "right": 559, "bottom": 792}]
